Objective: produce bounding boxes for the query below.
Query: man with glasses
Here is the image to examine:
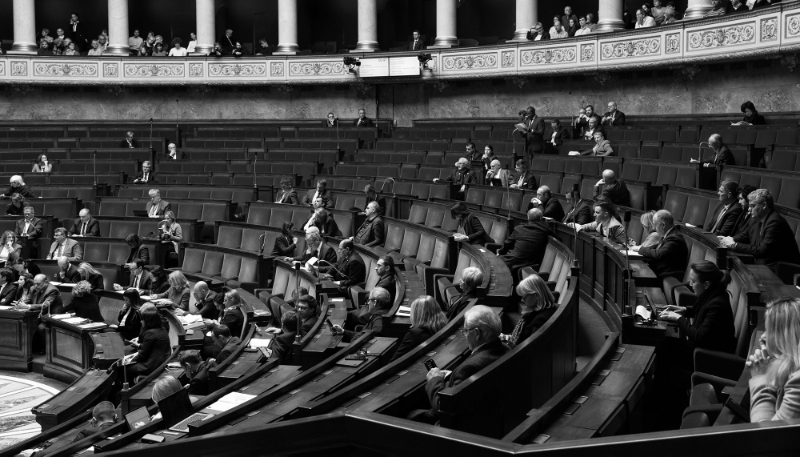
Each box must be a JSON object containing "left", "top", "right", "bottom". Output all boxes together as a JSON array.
[
  {"left": 46, "top": 228, "right": 82, "bottom": 261},
  {"left": 286, "top": 232, "right": 337, "bottom": 270},
  {"left": 332, "top": 287, "right": 391, "bottom": 342},
  {"left": 509, "top": 159, "right": 537, "bottom": 190},
  {"left": 324, "top": 112, "right": 339, "bottom": 128},
  {"left": 702, "top": 180, "right": 742, "bottom": 236},
  {"left": 146, "top": 189, "right": 171, "bottom": 218},
  {"left": 720, "top": 189, "right": 800, "bottom": 272},
  {"left": 320, "top": 239, "right": 366, "bottom": 293},
  {"left": 133, "top": 161, "right": 156, "bottom": 184},
  {"left": 631, "top": 210, "right": 688, "bottom": 280},
  {"left": 528, "top": 185, "right": 565, "bottom": 221},
  {"left": 433, "top": 157, "right": 477, "bottom": 198},
  {"left": 408, "top": 305, "right": 509, "bottom": 424},
  {"left": 354, "top": 202, "right": 385, "bottom": 247},
  {"left": 601, "top": 101, "right": 626, "bottom": 126}
]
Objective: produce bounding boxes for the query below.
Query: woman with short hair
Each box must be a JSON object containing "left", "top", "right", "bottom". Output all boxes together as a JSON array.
[
  {"left": 735, "top": 101, "right": 766, "bottom": 126},
  {"left": 446, "top": 266, "right": 484, "bottom": 321},
  {"left": 451, "top": 202, "right": 492, "bottom": 245},
  {"left": 64, "top": 280, "right": 104, "bottom": 322},
  {"left": 639, "top": 211, "right": 662, "bottom": 248},
  {"left": 118, "top": 289, "right": 143, "bottom": 340},
  {"left": 0, "top": 231, "right": 21, "bottom": 266},
  {"left": 272, "top": 221, "right": 297, "bottom": 257},
  {"left": 392, "top": 296, "right": 447, "bottom": 361},
  {"left": 153, "top": 271, "right": 190, "bottom": 311},
  {"left": 501, "top": 274, "right": 557, "bottom": 348}
]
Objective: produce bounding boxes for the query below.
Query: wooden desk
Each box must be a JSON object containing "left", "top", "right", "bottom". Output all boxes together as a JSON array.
[
  {"left": 746, "top": 265, "right": 800, "bottom": 304},
  {"left": 42, "top": 316, "right": 110, "bottom": 383},
  {"left": 628, "top": 259, "right": 659, "bottom": 288},
  {"left": 621, "top": 289, "right": 676, "bottom": 347},
  {"left": 0, "top": 307, "right": 38, "bottom": 372},
  {"left": 301, "top": 305, "right": 346, "bottom": 369}
]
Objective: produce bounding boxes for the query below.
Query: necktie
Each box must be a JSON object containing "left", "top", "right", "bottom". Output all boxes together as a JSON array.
[
  {"left": 133, "top": 274, "right": 139, "bottom": 289},
  {"left": 712, "top": 205, "right": 728, "bottom": 232},
  {"left": 143, "top": 173, "right": 148, "bottom": 181},
  {"left": 150, "top": 204, "right": 158, "bottom": 217},
  {"left": 56, "top": 243, "right": 63, "bottom": 258},
  {"left": 81, "top": 222, "right": 87, "bottom": 236}
]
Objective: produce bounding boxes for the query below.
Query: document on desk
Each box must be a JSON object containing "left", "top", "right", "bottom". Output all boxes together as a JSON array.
[
  {"left": 0, "top": 306, "right": 15, "bottom": 310},
  {"left": 206, "top": 392, "right": 256, "bottom": 412},
  {"left": 63, "top": 317, "right": 89, "bottom": 325},
  {"left": 396, "top": 305, "right": 411, "bottom": 318},
  {"left": 51, "top": 314, "right": 74, "bottom": 320},
  {"left": 635, "top": 305, "right": 652, "bottom": 321},
  {"left": 622, "top": 250, "right": 643, "bottom": 258},
  {"left": 248, "top": 338, "right": 273, "bottom": 349}
]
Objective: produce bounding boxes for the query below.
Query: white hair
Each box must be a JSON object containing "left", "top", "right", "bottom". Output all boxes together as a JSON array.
[
  {"left": 10, "top": 175, "right": 24, "bottom": 185},
  {"left": 461, "top": 267, "right": 484, "bottom": 290},
  {"left": 465, "top": 305, "right": 501, "bottom": 340}
]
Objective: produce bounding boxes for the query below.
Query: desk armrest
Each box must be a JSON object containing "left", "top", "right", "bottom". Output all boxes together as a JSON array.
[{"left": 694, "top": 348, "right": 745, "bottom": 382}]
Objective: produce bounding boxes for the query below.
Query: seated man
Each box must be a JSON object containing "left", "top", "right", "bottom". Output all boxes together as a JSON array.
[
  {"left": 53, "top": 256, "right": 81, "bottom": 283},
  {"left": 593, "top": 169, "right": 631, "bottom": 207},
  {"left": 573, "top": 130, "right": 614, "bottom": 156},
  {"left": 691, "top": 133, "right": 735, "bottom": 167},
  {"left": 720, "top": 189, "right": 800, "bottom": 270},
  {"left": 509, "top": 159, "right": 537, "bottom": 190},
  {"left": 16, "top": 274, "right": 64, "bottom": 313},
  {"left": 631, "top": 210, "right": 688, "bottom": 279},
  {"left": 545, "top": 119, "right": 568, "bottom": 154},
  {"left": 562, "top": 188, "right": 593, "bottom": 225},
  {"left": 16, "top": 206, "right": 44, "bottom": 240},
  {"left": 702, "top": 180, "right": 742, "bottom": 236},
  {"left": 320, "top": 239, "right": 366, "bottom": 293},
  {"left": 47, "top": 228, "right": 83, "bottom": 261},
  {"left": 333, "top": 287, "right": 391, "bottom": 342},
  {"left": 324, "top": 112, "right": 339, "bottom": 128},
  {"left": 286, "top": 232, "right": 337, "bottom": 270},
  {"left": 145, "top": 189, "right": 171, "bottom": 218},
  {"left": 601, "top": 101, "right": 626, "bottom": 126},
  {"left": 363, "top": 184, "right": 385, "bottom": 216},
  {"left": 167, "top": 143, "right": 185, "bottom": 160},
  {"left": 191, "top": 281, "right": 222, "bottom": 319},
  {"left": 119, "top": 131, "right": 139, "bottom": 148},
  {"left": 582, "top": 117, "right": 604, "bottom": 141},
  {"left": 3, "top": 175, "right": 37, "bottom": 199},
  {"left": 498, "top": 208, "right": 555, "bottom": 279},
  {"left": 210, "top": 325, "right": 241, "bottom": 364},
  {"left": 373, "top": 256, "right": 397, "bottom": 305},
  {"left": 302, "top": 179, "right": 333, "bottom": 208},
  {"left": 485, "top": 159, "right": 511, "bottom": 187},
  {"left": 528, "top": 186, "right": 565, "bottom": 221},
  {"left": 568, "top": 201, "right": 626, "bottom": 245},
  {"left": 269, "top": 310, "right": 299, "bottom": 364},
  {"left": 304, "top": 207, "right": 341, "bottom": 237},
  {"left": 179, "top": 350, "right": 212, "bottom": 395},
  {"left": 353, "top": 202, "right": 385, "bottom": 247},
  {"left": 353, "top": 108, "right": 373, "bottom": 127},
  {"left": 445, "top": 267, "right": 484, "bottom": 321},
  {"left": 408, "top": 305, "right": 509, "bottom": 424},
  {"left": 207, "top": 289, "right": 245, "bottom": 340},
  {"left": 68, "top": 209, "right": 100, "bottom": 237},
  {"left": 275, "top": 177, "right": 299, "bottom": 204},
  {"left": 71, "top": 401, "right": 118, "bottom": 443},
  {"left": 433, "top": 157, "right": 477, "bottom": 198},
  {"left": 133, "top": 161, "right": 156, "bottom": 184},
  {"left": 115, "top": 259, "right": 153, "bottom": 292}
]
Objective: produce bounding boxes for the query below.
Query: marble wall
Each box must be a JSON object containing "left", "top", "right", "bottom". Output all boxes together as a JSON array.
[{"left": 0, "top": 62, "right": 796, "bottom": 124}]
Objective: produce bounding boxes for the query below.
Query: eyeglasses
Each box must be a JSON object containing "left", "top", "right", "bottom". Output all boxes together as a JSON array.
[
  {"left": 459, "top": 327, "right": 477, "bottom": 336},
  {"left": 367, "top": 298, "right": 377, "bottom": 304}
]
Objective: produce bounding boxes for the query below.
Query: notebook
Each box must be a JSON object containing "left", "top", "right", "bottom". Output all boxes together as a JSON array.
[{"left": 125, "top": 406, "right": 150, "bottom": 431}]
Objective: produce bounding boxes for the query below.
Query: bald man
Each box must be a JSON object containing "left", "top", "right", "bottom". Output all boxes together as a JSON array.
[
  {"left": 54, "top": 257, "right": 81, "bottom": 283},
  {"left": 68, "top": 209, "right": 100, "bottom": 237},
  {"left": 593, "top": 169, "right": 631, "bottom": 207},
  {"left": 16, "top": 274, "right": 64, "bottom": 314}
]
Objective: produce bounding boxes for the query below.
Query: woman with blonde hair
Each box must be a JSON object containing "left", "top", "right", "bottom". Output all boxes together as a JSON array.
[
  {"left": 64, "top": 280, "right": 104, "bottom": 322},
  {"left": 391, "top": 296, "right": 448, "bottom": 361},
  {"left": 639, "top": 210, "right": 662, "bottom": 248},
  {"left": 77, "top": 262, "right": 105, "bottom": 293},
  {"left": 152, "top": 271, "right": 190, "bottom": 311},
  {"left": 501, "top": 274, "right": 557, "bottom": 348},
  {"left": 748, "top": 297, "right": 800, "bottom": 422}
]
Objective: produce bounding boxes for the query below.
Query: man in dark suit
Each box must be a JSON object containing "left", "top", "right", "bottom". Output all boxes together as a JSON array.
[
  {"left": 730, "top": 185, "right": 756, "bottom": 238},
  {"left": 72, "top": 402, "right": 118, "bottom": 443},
  {"left": 408, "top": 30, "right": 424, "bottom": 51},
  {"left": 69, "top": 13, "right": 88, "bottom": 50},
  {"left": 353, "top": 109, "right": 374, "bottom": 127},
  {"left": 373, "top": 256, "right": 397, "bottom": 305},
  {"left": 302, "top": 179, "right": 333, "bottom": 208},
  {"left": 16, "top": 206, "right": 43, "bottom": 240},
  {"left": 722, "top": 189, "right": 800, "bottom": 269},
  {"left": 633, "top": 210, "right": 688, "bottom": 280},
  {"left": 498, "top": 208, "right": 555, "bottom": 278},
  {"left": 562, "top": 189, "right": 594, "bottom": 225},
  {"left": 68, "top": 209, "right": 100, "bottom": 237},
  {"left": 354, "top": 202, "right": 385, "bottom": 247},
  {"left": 574, "top": 105, "right": 603, "bottom": 138},
  {"left": 692, "top": 133, "right": 735, "bottom": 167},
  {"left": 601, "top": 101, "right": 626, "bottom": 126},
  {"left": 145, "top": 189, "right": 171, "bottom": 218},
  {"left": 18, "top": 274, "right": 64, "bottom": 314},
  {"left": 324, "top": 112, "right": 339, "bottom": 128},
  {"left": 510, "top": 159, "right": 537, "bottom": 190},
  {"left": 433, "top": 157, "right": 477, "bottom": 199},
  {"left": 133, "top": 161, "right": 156, "bottom": 184},
  {"left": 216, "top": 291, "right": 245, "bottom": 340},
  {"left": 409, "top": 305, "right": 509, "bottom": 424},
  {"left": 288, "top": 232, "right": 338, "bottom": 269},
  {"left": 703, "top": 180, "right": 742, "bottom": 236},
  {"left": 220, "top": 29, "right": 235, "bottom": 55},
  {"left": 0, "top": 269, "right": 18, "bottom": 306},
  {"left": 211, "top": 325, "right": 241, "bottom": 364},
  {"left": 320, "top": 239, "right": 366, "bottom": 293},
  {"left": 46, "top": 228, "right": 83, "bottom": 261},
  {"left": 593, "top": 169, "right": 631, "bottom": 207},
  {"left": 545, "top": 119, "right": 569, "bottom": 154},
  {"left": 119, "top": 131, "right": 140, "bottom": 148},
  {"left": 191, "top": 281, "right": 223, "bottom": 319},
  {"left": 334, "top": 287, "right": 391, "bottom": 342},
  {"left": 517, "top": 106, "right": 545, "bottom": 166},
  {"left": 276, "top": 177, "right": 300, "bottom": 204},
  {"left": 53, "top": 257, "right": 81, "bottom": 283},
  {"left": 115, "top": 259, "right": 153, "bottom": 292},
  {"left": 528, "top": 185, "right": 565, "bottom": 221}
]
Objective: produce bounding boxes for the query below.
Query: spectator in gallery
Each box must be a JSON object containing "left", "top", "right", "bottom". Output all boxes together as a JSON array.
[
  {"left": 526, "top": 22, "right": 549, "bottom": 41},
  {"left": 408, "top": 30, "right": 424, "bottom": 51},
  {"left": 221, "top": 29, "right": 235, "bottom": 54},
  {"left": 140, "top": 32, "right": 156, "bottom": 56},
  {"left": 574, "top": 16, "right": 592, "bottom": 36},
  {"left": 635, "top": 8, "right": 656, "bottom": 28},
  {"left": 168, "top": 38, "right": 187, "bottom": 56},
  {"left": 154, "top": 34, "right": 163, "bottom": 48},
  {"left": 586, "top": 13, "right": 598, "bottom": 31},
  {"left": 64, "top": 42, "right": 80, "bottom": 56},
  {"left": 730, "top": 0, "right": 748, "bottom": 13},
  {"left": 32, "top": 154, "right": 52, "bottom": 173},
  {"left": 187, "top": 32, "right": 198, "bottom": 53},
  {"left": 255, "top": 38, "right": 270, "bottom": 55},
  {"left": 663, "top": 3, "right": 679, "bottom": 23},
  {"left": 129, "top": 29, "right": 143, "bottom": 54},
  {"left": 550, "top": 20, "right": 568, "bottom": 39},
  {"left": 41, "top": 28, "right": 53, "bottom": 44},
  {"left": 37, "top": 40, "right": 54, "bottom": 56},
  {"left": 562, "top": 6, "right": 579, "bottom": 33},
  {"left": 232, "top": 42, "right": 245, "bottom": 57},
  {"left": 733, "top": 101, "right": 766, "bottom": 126},
  {"left": 97, "top": 34, "right": 109, "bottom": 53},
  {"left": 567, "top": 18, "right": 579, "bottom": 37},
  {"left": 704, "top": 0, "right": 728, "bottom": 17},
  {"left": 211, "top": 42, "right": 223, "bottom": 57},
  {"left": 56, "top": 28, "right": 66, "bottom": 41},
  {"left": 152, "top": 42, "right": 167, "bottom": 57},
  {"left": 353, "top": 108, "right": 373, "bottom": 127},
  {"left": 651, "top": 0, "right": 667, "bottom": 24}
]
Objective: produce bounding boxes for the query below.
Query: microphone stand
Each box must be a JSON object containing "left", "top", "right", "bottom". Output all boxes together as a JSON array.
[
  {"left": 317, "top": 259, "right": 349, "bottom": 281},
  {"left": 149, "top": 117, "right": 153, "bottom": 154},
  {"left": 571, "top": 185, "right": 579, "bottom": 268},
  {"left": 293, "top": 261, "right": 301, "bottom": 344},
  {"left": 258, "top": 233, "right": 266, "bottom": 256},
  {"left": 336, "top": 118, "right": 340, "bottom": 150},
  {"left": 92, "top": 150, "right": 97, "bottom": 188},
  {"left": 697, "top": 141, "right": 709, "bottom": 163},
  {"left": 621, "top": 211, "right": 633, "bottom": 317}
]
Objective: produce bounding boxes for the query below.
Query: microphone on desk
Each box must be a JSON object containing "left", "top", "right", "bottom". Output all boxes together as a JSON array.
[
  {"left": 317, "top": 259, "right": 348, "bottom": 281},
  {"left": 380, "top": 177, "right": 395, "bottom": 193},
  {"left": 697, "top": 142, "right": 710, "bottom": 163}
]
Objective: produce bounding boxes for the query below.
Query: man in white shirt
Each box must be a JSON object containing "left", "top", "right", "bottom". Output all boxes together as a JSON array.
[
  {"left": 129, "top": 30, "right": 143, "bottom": 54},
  {"left": 574, "top": 17, "right": 591, "bottom": 36},
  {"left": 187, "top": 33, "right": 197, "bottom": 53}
]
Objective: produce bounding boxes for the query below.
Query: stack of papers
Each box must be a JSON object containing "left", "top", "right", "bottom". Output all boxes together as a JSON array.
[
  {"left": 52, "top": 314, "right": 74, "bottom": 319},
  {"left": 79, "top": 322, "right": 108, "bottom": 330},
  {"left": 635, "top": 305, "right": 652, "bottom": 321},
  {"left": 206, "top": 392, "right": 256, "bottom": 412},
  {"left": 249, "top": 338, "right": 273, "bottom": 349},
  {"left": 0, "top": 306, "right": 15, "bottom": 310},
  {"left": 63, "top": 317, "right": 89, "bottom": 325},
  {"left": 621, "top": 250, "right": 643, "bottom": 257},
  {"left": 253, "top": 309, "right": 270, "bottom": 316},
  {"left": 396, "top": 306, "right": 411, "bottom": 318}
]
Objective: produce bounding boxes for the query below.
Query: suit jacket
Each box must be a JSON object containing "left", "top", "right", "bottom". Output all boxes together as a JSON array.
[
  {"left": 529, "top": 197, "right": 565, "bottom": 221},
  {"left": 353, "top": 117, "right": 374, "bottom": 127},
  {"left": 408, "top": 39, "right": 424, "bottom": 51},
  {"left": 639, "top": 227, "right": 688, "bottom": 278},
  {"left": 270, "top": 331, "right": 297, "bottom": 364},
  {"left": 330, "top": 253, "right": 367, "bottom": 289},
  {"left": 458, "top": 214, "right": 492, "bottom": 245},
  {"left": 48, "top": 239, "right": 83, "bottom": 261},
  {"left": 54, "top": 265, "right": 82, "bottom": 283},
  {"left": 547, "top": 127, "right": 569, "bottom": 148},
  {"left": 499, "top": 221, "right": 555, "bottom": 274},
  {"left": 4, "top": 185, "right": 37, "bottom": 199},
  {"left": 133, "top": 172, "right": 157, "bottom": 184},
  {"left": 704, "top": 202, "right": 743, "bottom": 236},
  {"left": 295, "top": 244, "right": 338, "bottom": 267},
  {"left": 85, "top": 272, "right": 104, "bottom": 292},
  {"left": 0, "top": 283, "right": 18, "bottom": 306},
  {"left": 511, "top": 170, "right": 537, "bottom": 190},
  {"left": 375, "top": 273, "right": 397, "bottom": 304},
  {"left": 365, "top": 196, "right": 386, "bottom": 216},
  {"left": 526, "top": 31, "right": 550, "bottom": 40},
  {"left": 486, "top": 168, "right": 512, "bottom": 188},
  {"left": 127, "top": 245, "right": 150, "bottom": 264},
  {"left": 308, "top": 214, "right": 341, "bottom": 237},
  {"left": 16, "top": 217, "right": 44, "bottom": 239},
  {"left": 26, "top": 284, "right": 64, "bottom": 313},
  {"left": 215, "top": 336, "right": 242, "bottom": 364},
  {"left": 676, "top": 285, "right": 735, "bottom": 353},
  {"left": 324, "top": 119, "right": 339, "bottom": 128},
  {"left": 119, "top": 139, "right": 140, "bottom": 148},
  {"left": 194, "top": 291, "right": 222, "bottom": 320},
  {"left": 425, "top": 339, "right": 510, "bottom": 416},
  {"left": 520, "top": 116, "right": 546, "bottom": 153},
  {"left": 581, "top": 140, "right": 615, "bottom": 156},
  {"left": 221, "top": 306, "right": 245, "bottom": 340},
  {"left": 132, "top": 327, "right": 171, "bottom": 375},
  {"left": 185, "top": 360, "right": 212, "bottom": 395},
  {"left": 220, "top": 35, "right": 236, "bottom": 54},
  {"left": 117, "top": 307, "right": 142, "bottom": 341},
  {"left": 342, "top": 306, "right": 389, "bottom": 342},
  {"left": 129, "top": 270, "right": 154, "bottom": 291},
  {"left": 580, "top": 217, "right": 626, "bottom": 245},
  {"left": 64, "top": 294, "right": 104, "bottom": 322},
  {"left": 703, "top": 145, "right": 735, "bottom": 166},
  {"left": 5, "top": 202, "right": 26, "bottom": 216},
  {"left": 391, "top": 326, "right": 434, "bottom": 361},
  {"left": 275, "top": 189, "right": 299, "bottom": 204},
  {"left": 443, "top": 168, "right": 477, "bottom": 186},
  {"left": 302, "top": 189, "right": 333, "bottom": 208},
  {"left": 145, "top": 200, "right": 171, "bottom": 218},
  {"left": 731, "top": 212, "right": 752, "bottom": 239},
  {"left": 68, "top": 217, "right": 100, "bottom": 237},
  {"left": 732, "top": 210, "right": 800, "bottom": 268},
  {"left": 562, "top": 200, "right": 593, "bottom": 225},
  {"left": 594, "top": 179, "right": 631, "bottom": 207},
  {"left": 602, "top": 110, "right": 626, "bottom": 126},
  {"left": 271, "top": 234, "right": 296, "bottom": 257}
]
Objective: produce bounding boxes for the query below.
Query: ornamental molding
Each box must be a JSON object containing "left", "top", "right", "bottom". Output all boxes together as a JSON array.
[
  {"left": 786, "top": 12, "right": 800, "bottom": 38},
  {"left": 441, "top": 53, "right": 498, "bottom": 70},
  {"left": 601, "top": 38, "right": 661, "bottom": 60},
  {"left": 270, "top": 62, "right": 285, "bottom": 77},
  {"left": 209, "top": 63, "right": 266, "bottom": 77},
  {"left": 103, "top": 63, "right": 118, "bottom": 77},
  {"left": 501, "top": 51, "right": 515, "bottom": 68},
  {"left": 580, "top": 44, "right": 595, "bottom": 62},
  {"left": 189, "top": 63, "right": 203, "bottom": 77},
  {"left": 761, "top": 17, "right": 779, "bottom": 41},
  {"left": 10, "top": 61, "right": 27, "bottom": 76},
  {"left": 33, "top": 62, "right": 98, "bottom": 77},
  {"left": 687, "top": 22, "right": 756, "bottom": 50},
  {"left": 521, "top": 46, "right": 577, "bottom": 65},
  {"left": 289, "top": 61, "right": 347, "bottom": 76},
  {"left": 666, "top": 33, "right": 681, "bottom": 54},
  {"left": 123, "top": 63, "right": 185, "bottom": 77}
]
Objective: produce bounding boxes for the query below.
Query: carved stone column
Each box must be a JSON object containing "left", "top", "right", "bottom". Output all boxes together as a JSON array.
[
  {"left": 194, "top": 0, "right": 215, "bottom": 55},
  {"left": 106, "top": 0, "right": 131, "bottom": 55},
  {"left": 684, "top": 0, "right": 713, "bottom": 20},
  {"left": 10, "top": 0, "right": 37, "bottom": 55},
  {"left": 512, "top": 0, "right": 537, "bottom": 42},
  {"left": 353, "top": 0, "right": 379, "bottom": 52},
  {"left": 431, "top": 0, "right": 458, "bottom": 48},
  {"left": 275, "top": 0, "right": 300, "bottom": 55},
  {"left": 596, "top": 0, "right": 625, "bottom": 32}
]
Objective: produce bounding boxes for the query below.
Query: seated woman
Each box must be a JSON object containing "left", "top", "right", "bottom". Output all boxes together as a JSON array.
[
  {"left": 64, "top": 280, "right": 104, "bottom": 322},
  {"left": 5, "top": 193, "right": 28, "bottom": 216},
  {"left": 152, "top": 271, "right": 190, "bottom": 312},
  {"left": 3, "top": 175, "right": 37, "bottom": 199},
  {"left": 125, "top": 234, "right": 150, "bottom": 264},
  {"left": 77, "top": 262, "right": 105, "bottom": 293},
  {"left": 445, "top": 267, "right": 484, "bottom": 321},
  {"left": 152, "top": 42, "right": 167, "bottom": 56},
  {"left": 159, "top": 211, "right": 183, "bottom": 254},
  {"left": 639, "top": 210, "right": 662, "bottom": 248},
  {"left": 148, "top": 266, "right": 170, "bottom": 295},
  {"left": 179, "top": 350, "right": 213, "bottom": 395},
  {"left": 733, "top": 100, "right": 766, "bottom": 126},
  {"left": 0, "top": 231, "right": 21, "bottom": 267},
  {"left": 391, "top": 296, "right": 447, "bottom": 361},
  {"left": 32, "top": 154, "right": 52, "bottom": 173},
  {"left": 168, "top": 38, "right": 187, "bottom": 56},
  {"left": 272, "top": 221, "right": 297, "bottom": 257},
  {"left": 501, "top": 275, "right": 557, "bottom": 348},
  {"left": 14, "top": 273, "right": 34, "bottom": 302},
  {"left": 0, "top": 268, "right": 18, "bottom": 306},
  {"left": 125, "top": 306, "right": 171, "bottom": 380},
  {"left": 117, "top": 289, "right": 143, "bottom": 341},
  {"left": 748, "top": 297, "right": 800, "bottom": 422},
  {"left": 450, "top": 202, "right": 492, "bottom": 245}
]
